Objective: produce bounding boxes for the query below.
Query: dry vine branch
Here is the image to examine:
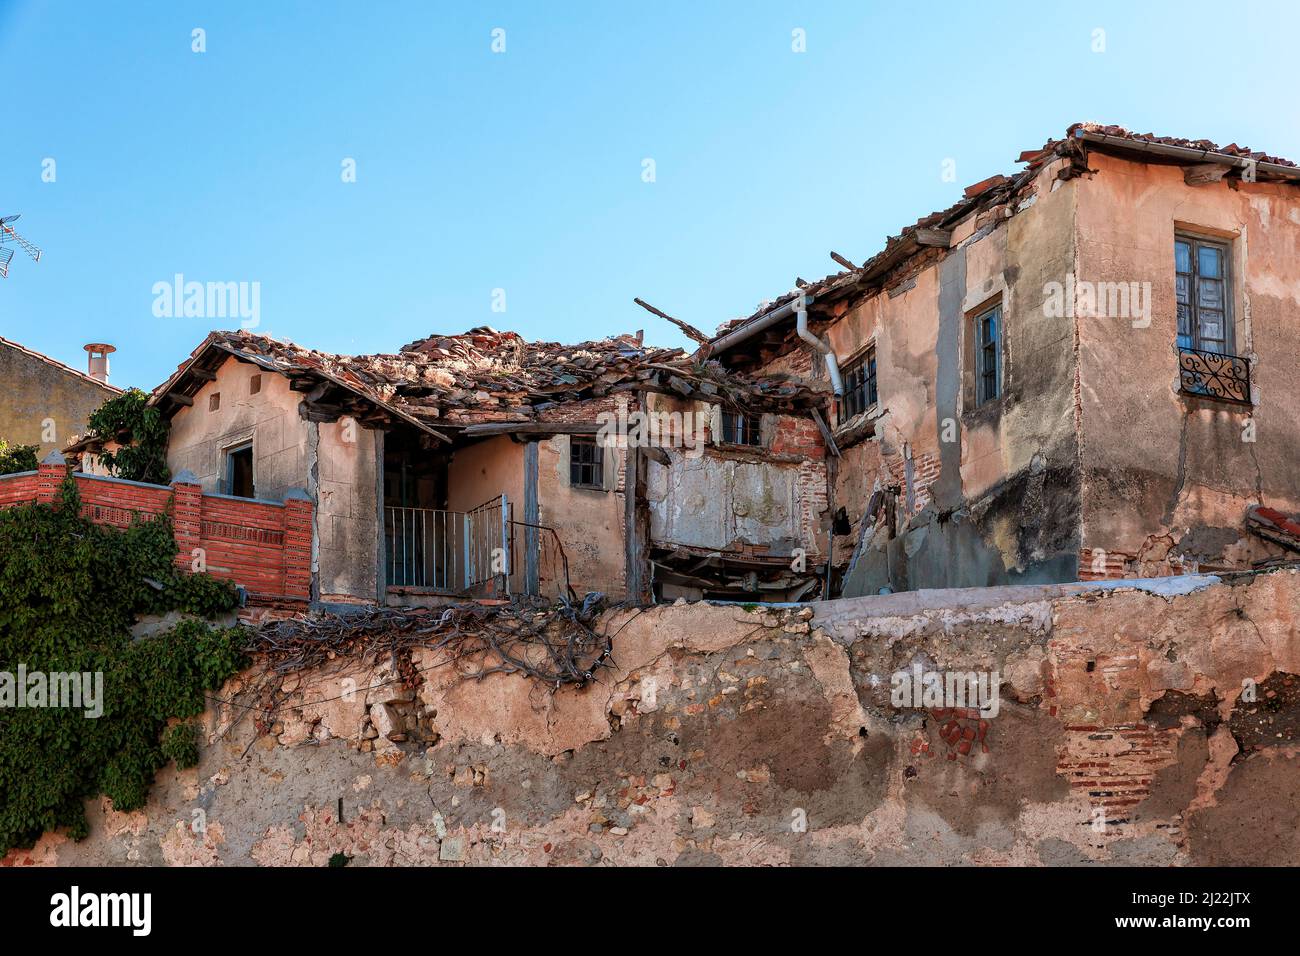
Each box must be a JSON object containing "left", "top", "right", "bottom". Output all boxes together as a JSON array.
[{"left": 243, "top": 593, "right": 616, "bottom": 707}]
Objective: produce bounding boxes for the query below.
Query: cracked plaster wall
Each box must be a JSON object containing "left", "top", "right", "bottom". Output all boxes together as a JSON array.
[{"left": 7, "top": 570, "right": 1297, "bottom": 867}]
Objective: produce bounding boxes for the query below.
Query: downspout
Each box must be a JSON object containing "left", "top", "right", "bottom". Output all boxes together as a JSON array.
[
  {"left": 709, "top": 292, "right": 843, "bottom": 396},
  {"left": 792, "top": 294, "right": 843, "bottom": 396}
]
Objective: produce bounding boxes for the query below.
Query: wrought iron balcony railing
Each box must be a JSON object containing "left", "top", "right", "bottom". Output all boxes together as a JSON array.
[{"left": 1176, "top": 346, "right": 1252, "bottom": 405}]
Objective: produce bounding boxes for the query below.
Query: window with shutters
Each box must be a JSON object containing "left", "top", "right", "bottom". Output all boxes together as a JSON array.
[
  {"left": 1174, "top": 234, "right": 1250, "bottom": 404},
  {"left": 1175, "top": 235, "right": 1232, "bottom": 352}
]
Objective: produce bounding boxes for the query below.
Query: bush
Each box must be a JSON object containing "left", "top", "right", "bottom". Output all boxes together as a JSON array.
[
  {"left": 0, "top": 439, "right": 38, "bottom": 476},
  {"left": 0, "top": 479, "right": 247, "bottom": 854},
  {"left": 160, "top": 722, "right": 201, "bottom": 769},
  {"left": 86, "top": 388, "right": 170, "bottom": 484}
]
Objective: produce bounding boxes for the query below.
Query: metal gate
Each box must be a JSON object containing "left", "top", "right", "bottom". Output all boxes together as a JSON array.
[{"left": 385, "top": 494, "right": 509, "bottom": 593}]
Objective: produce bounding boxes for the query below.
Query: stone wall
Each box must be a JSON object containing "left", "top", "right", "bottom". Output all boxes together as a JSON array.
[{"left": 7, "top": 570, "right": 1297, "bottom": 866}]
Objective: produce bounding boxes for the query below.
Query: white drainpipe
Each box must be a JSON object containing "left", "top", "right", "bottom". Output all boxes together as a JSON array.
[{"left": 793, "top": 294, "right": 843, "bottom": 396}]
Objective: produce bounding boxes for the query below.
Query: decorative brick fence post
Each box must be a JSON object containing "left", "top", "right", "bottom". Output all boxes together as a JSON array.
[
  {"left": 282, "top": 489, "right": 313, "bottom": 600},
  {"left": 37, "top": 450, "right": 66, "bottom": 505},
  {"left": 170, "top": 469, "right": 203, "bottom": 573}
]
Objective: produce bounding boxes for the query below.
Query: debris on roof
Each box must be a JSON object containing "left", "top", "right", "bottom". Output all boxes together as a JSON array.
[{"left": 150, "top": 326, "right": 827, "bottom": 438}]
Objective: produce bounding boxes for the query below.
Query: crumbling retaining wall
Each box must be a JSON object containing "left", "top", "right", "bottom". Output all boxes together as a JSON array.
[{"left": 7, "top": 570, "right": 1298, "bottom": 866}]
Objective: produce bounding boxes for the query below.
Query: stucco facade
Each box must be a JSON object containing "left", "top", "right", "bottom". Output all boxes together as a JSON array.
[
  {"left": 0, "top": 336, "right": 120, "bottom": 458},
  {"left": 165, "top": 355, "right": 380, "bottom": 604},
  {"left": 1075, "top": 152, "right": 1300, "bottom": 576},
  {"left": 717, "top": 128, "right": 1300, "bottom": 596}
]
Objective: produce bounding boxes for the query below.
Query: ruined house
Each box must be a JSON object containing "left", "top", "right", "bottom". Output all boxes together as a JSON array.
[
  {"left": 707, "top": 122, "right": 1300, "bottom": 595},
  {"left": 0, "top": 336, "right": 120, "bottom": 458},
  {"left": 148, "top": 328, "right": 828, "bottom": 606}
]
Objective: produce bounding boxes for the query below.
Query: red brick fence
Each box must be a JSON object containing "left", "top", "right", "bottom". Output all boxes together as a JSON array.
[{"left": 0, "top": 453, "right": 312, "bottom": 603}]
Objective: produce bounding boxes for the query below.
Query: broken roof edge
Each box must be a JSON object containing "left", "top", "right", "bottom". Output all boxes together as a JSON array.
[
  {"left": 147, "top": 330, "right": 454, "bottom": 443},
  {"left": 709, "top": 121, "right": 1300, "bottom": 356},
  {"left": 146, "top": 328, "right": 828, "bottom": 445}
]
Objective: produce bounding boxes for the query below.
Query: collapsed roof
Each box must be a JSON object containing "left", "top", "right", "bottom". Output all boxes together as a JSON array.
[
  {"left": 149, "top": 326, "right": 827, "bottom": 440},
  {"left": 709, "top": 122, "right": 1300, "bottom": 369}
]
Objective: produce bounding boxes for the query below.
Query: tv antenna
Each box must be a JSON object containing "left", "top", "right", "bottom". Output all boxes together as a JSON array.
[{"left": 0, "top": 215, "right": 43, "bottom": 278}]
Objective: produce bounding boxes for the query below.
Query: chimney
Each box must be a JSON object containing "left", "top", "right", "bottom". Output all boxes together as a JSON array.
[{"left": 84, "top": 343, "right": 116, "bottom": 384}]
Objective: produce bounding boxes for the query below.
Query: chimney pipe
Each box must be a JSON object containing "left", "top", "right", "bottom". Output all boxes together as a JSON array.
[{"left": 84, "top": 343, "right": 116, "bottom": 384}]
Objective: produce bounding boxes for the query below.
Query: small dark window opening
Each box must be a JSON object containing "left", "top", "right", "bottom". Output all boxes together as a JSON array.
[
  {"left": 569, "top": 437, "right": 603, "bottom": 489},
  {"left": 1175, "top": 235, "right": 1232, "bottom": 353},
  {"left": 209, "top": 392, "right": 221, "bottom": 412},
  {"left": 249, "top": 374, "right": 262, "bottom": 395},
  {"left": 720, "top": 411, "right": 762, "bottom": 446},
  {"left": 974, "top": 304, "right": 1001, "bottom": 406},
  {"left": 840, "top": 346, "right": 878, "bottom": 424},
  {"left": 226, "top": 443, "right": 254, "bottom": 498}
]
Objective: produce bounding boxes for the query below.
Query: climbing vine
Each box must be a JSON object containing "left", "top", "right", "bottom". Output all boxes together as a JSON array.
[
  {"left": 86, "top": 388, "right": 171, "bottom": 484},
  {"left": 0, "top": 478, "right": 245, "bottom": 855},
  {"left": 0, "top": 439, "right": 38, "bottom": 476}
]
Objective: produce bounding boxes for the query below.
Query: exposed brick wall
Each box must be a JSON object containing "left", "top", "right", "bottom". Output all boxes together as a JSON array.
[
  {"left": 796, "top": 459, "right": 829, "bottom": 560},
  {"left": 880, "top": 449, "right": 941, "bottom": 515},
  {"left": 1077, "top": 546, "right": 1198, "bottom": 582},
  {"left": 0, "top": 462, "right": 312, "bottom": 603},
  {"left": 0, "top": 472, "right": 38, "bottom": 508},
  {"left": 769, "top": 416, "right": 824, "bottom": 458}
]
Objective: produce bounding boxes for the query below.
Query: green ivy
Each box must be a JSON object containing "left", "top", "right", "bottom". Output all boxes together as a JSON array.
[
  {"left": 0, "top": 478, "right": 246, "bottom": 855},
  {"left": 86, "top": 388, "right": 171, "bottom": 484},
  {"left": 160, "top": 722, "right": 201, "bottom": 769},
  {"left": 0, "top": 439, "right": 39, "bottom": 476}
]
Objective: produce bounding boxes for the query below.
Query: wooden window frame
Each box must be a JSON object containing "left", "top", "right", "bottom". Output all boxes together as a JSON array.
[
  {"left": 1175, "top": 232, "right": 1234, "bottom": 354},
  {"left": 719, "top": 410, "right": 762, "bottom": 447},
  {"left": 223, "top": 441, "right": 255, "bottom": 498},
  {"left": 972, "top": 302, "right": 1002, "bottom": 407},
  {"left": 568, "top": 436, "right": 604, "bottom": 490}
]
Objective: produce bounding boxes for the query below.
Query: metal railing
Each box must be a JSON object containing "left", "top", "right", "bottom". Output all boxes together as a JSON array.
[
  {"left": 511, "top": 519, "right": 577, "bottom": 602},
  {"left": 464, "top": 495, "right": 510, "bottom": 590},
  {"left": 1176, "top": 345, "right": 1252, "bottom": 405},
  {"left": 385, "top": 495, "right": 509, "bottom": 592}
]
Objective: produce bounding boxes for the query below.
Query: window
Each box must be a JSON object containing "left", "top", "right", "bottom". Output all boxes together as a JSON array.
[
  {"left": 973, "top": 303, "right": 1001, "bottom": 406},
  {"left": 840, "top": 346, "right": 878, "bottom": 423},
  {"left": 209, "top": 392, "right": 221, "bottom": 412},
  {"left": 569, "top": 437, "right": 603, "bottom": 489},
  {"left": 1175, "top": 234, "right": 1249, "bottom": 403},
  {"left": 1175, "top": 235, "right": 1232, "bottom": 353},
  {"left": 720, "top": 410, "right": 762, "bottom": 446},
  {"left": 225, "top": 442, "right": 254, "bottom": 498},
  {"left": 249, "top": 374, "right": 262, "bottom": 395}
]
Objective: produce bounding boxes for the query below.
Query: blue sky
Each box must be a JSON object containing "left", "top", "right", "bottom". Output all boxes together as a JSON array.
[{"left": 1, "top": 0, "right": 1296, "bottom": 390}]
